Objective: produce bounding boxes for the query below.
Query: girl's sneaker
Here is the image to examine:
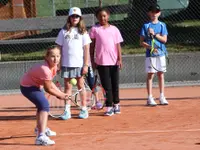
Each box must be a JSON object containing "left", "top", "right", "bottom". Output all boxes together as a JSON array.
[
  {"left": 160, "top": 96, "right": 169, "bottom": 105},
  {"left": 104, "top": 108, "right": 114, "bottom": 116},
  {"left": 35, "top": 135, "right": 55, "bottom": 146},
  {"left": 96, "top": 101, "right": 103, "bottom": 109},
  {"left": 34, "top": 127, "right": 56, "bottom": 136},
  {"left": 113, "top": 104, "right": 121, "bottom": 114},
  {"left": 147, "top": 97, "right": 157, "bottom": 106},
  {"left": 79, "top": 109, "right": 89, "bottom": 119},
  {"left": 60, "top": 109, "right": 71, "bottom": 120}
]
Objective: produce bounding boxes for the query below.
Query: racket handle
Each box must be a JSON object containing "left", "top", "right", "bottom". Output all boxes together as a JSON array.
[{"left": 150, "top": 33, "right": 154, "bottom": 39}]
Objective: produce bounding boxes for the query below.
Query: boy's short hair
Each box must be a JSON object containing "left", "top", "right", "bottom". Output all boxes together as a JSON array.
[{"left": 148, "top": 4, "right": 161, "bottom": 12}]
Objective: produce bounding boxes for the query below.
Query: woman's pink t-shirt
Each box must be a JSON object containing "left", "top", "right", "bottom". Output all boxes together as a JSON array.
[
  {"left": 20, "top": 61, "right": 57, "bottom": 88},
  {"left": 89, "top": 24, "right": 123, "bottom": 65}
]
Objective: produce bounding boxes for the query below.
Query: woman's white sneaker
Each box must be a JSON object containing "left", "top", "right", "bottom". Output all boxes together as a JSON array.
[{"left": 35, "top": 135, "right": 55, "bottom": 146}]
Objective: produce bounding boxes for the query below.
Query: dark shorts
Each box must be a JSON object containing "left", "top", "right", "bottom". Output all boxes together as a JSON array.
[
  {"left": 86, "top": 66, "right": 95, "bottom": 90},
  {"left": 20, "top": 86, "right": 49, "bottom": 112}
]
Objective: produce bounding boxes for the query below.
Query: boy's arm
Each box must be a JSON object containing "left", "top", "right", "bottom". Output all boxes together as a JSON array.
[
  {"left": 154, "top": 34, "right": 167, "bottom": 43},
  {"left": 151, "top": 24, "right": 168, "bottom": 43},
  {"left": 140, "top": 36, "right": 151, "bottom": 49}
]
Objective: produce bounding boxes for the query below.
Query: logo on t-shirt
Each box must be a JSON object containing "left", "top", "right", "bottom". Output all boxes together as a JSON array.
[
  {"left": 64, "top": 32, "right": 79, "bottom": 40},
  {"left": 74, "top": 34, "right": 79, "bottom": 39}
]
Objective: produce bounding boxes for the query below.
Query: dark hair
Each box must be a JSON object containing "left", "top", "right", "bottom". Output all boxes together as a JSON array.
[{"left": 95, "top": 7, "right": 110, "bottom": 17}]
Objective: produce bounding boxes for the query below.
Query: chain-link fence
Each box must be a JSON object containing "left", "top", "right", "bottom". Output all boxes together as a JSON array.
[{"left": 0, "top": 0, "right": 200, "bottom": 92}]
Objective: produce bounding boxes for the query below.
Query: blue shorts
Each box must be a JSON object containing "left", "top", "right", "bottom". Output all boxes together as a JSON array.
[{"left": 20, "top": 86, "right": 49, "bottom": 112}]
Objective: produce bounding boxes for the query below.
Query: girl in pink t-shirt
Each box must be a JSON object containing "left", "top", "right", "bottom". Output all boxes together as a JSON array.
[
  {"left": 20, "top": 45, "right": 67, "bottom": 146},
  {"left": 90, "top": 7, "right": 123, "bottom": 116}
]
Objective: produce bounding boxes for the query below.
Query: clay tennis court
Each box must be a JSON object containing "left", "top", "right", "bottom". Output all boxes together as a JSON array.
[{"left": 0, "top": 86, "right": 200, "bottom": 150}]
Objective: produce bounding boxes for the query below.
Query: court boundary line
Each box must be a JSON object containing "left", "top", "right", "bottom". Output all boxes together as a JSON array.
[{"left": 59, "top": 128, "right": 200, "bottom": 136}]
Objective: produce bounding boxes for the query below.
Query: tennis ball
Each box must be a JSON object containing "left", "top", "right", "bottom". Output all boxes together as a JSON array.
[{"left": 70, "top": 78, "right": 77, "bottom": 86}]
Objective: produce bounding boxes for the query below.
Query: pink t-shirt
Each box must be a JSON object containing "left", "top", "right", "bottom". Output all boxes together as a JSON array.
[
  {"left": 20, "top": 61, "right": 57, "bottom": 88},
  {"left": 89, "top": 24, "right": 123, "bottom": 65}
]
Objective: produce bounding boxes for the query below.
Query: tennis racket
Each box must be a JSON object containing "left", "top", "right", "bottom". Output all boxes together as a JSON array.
[
  {"left": 91, "top": 70, "right": 106, "bottom": 110},
  {"left": 74, "top": 80, "right": 95, "bottom": 110},
  {"left": 48, "top": 75, "right": 66, "bottom": 118},
  {"left": 150, "top": 35, "right": 169, "bottom": 72},
  {"left": 48, "top": 81, "right": 86, "bottom": 118}
]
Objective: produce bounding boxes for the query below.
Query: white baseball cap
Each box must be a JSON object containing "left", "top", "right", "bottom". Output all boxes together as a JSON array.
[{"left": 68, "top": 7, "right": 82, "bottom": 17}]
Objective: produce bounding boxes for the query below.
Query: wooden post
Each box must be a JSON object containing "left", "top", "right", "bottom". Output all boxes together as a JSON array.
[
  {"left": 99, "top": 0, "right": 102, "bottom": 7},
  {"left": 24, "top": 0, "right": 36, "bottom": 18},
  {"left": 11, "top": 0, "right": 26, "bottom": 18}
]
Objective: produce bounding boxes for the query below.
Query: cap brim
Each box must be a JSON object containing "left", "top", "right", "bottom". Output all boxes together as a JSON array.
[{"left": 148, "top": 8, "right": 160, "bottom": 12}]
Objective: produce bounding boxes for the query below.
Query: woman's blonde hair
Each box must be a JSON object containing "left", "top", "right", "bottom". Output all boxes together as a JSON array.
[
  {"left": 65, "top": 16, "right": 87, "bottom": 34},
  {"left": 45, "top": 45, "right": 61, "bottom": 58}
]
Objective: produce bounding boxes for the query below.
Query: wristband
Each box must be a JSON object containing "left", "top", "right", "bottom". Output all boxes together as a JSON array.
[{"left": 84, "top": 64, "right": 88, "bottom": 67}]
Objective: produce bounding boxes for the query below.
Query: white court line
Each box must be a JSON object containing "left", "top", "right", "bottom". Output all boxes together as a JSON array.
[{"left": 59, "top": 129, "right": 200, "bottom": 136}]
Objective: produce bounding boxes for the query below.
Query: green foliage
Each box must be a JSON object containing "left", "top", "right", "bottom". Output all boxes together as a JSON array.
[{"left": 1, "top": 44, "right": 200, "bottom": 61}]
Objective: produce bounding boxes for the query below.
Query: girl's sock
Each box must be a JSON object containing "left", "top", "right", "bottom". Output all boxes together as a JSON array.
[
  {"left": 82, "top": 106, "right": 87, "bottom": 111},
  {"left": 65, "top": 104, "right": 71, "bottom": 110},
  {"left": 38, "top": 132, "right": 45, "bottom": 138},
  {"left": 107, "top": 107, "right": 113, "bottom": 112},
  {"left": 148, "top": 94, "right": 153, "bottom": 99},
  {"left": 160, "top": 93, "right": 164, "bottom": 97}
]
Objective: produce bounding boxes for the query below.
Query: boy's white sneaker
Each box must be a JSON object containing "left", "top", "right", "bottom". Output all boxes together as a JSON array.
[
  {"left": 35, "top": 135, "right": 55, "bottom": 146},
  {"left": 160, "top": 96, "right": 169, "bottom": 105},
  {"left": 147, "top": 97, "right": 157, "bottom": 106},
  {"left": 34, "top": 127, "right": 56, "bottom": 136}
]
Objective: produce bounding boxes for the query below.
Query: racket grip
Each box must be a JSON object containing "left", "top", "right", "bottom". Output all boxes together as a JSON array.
[
  {"left": 64, "top": 95, "right": 71, "bottom": 100},
  {"left": 150, "top": 33, "right": 154, "bottom": 39}
]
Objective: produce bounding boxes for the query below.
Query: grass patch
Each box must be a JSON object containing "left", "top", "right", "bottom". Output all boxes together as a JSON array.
[
  {"left": 167, "top": 20, "right": 200, "bottom": 27},
  {"left": 122, "top": 44, "right": 200, "bottom": 55},
  {"left": 1, "top": 44, "right": 200, "bottom": 61},
  {"left": 36, "top": 0, "right": 129, "bottom": 17},
  {"left": 1, "top": 50, "right": 46, "bottom": 61}
]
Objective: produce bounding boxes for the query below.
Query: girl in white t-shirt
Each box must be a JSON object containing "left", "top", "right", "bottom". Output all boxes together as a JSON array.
[{"left": 56, "top": 7, "right": 91, "bottom": 119}]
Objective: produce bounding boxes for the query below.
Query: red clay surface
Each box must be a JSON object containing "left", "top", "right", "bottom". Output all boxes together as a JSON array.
[{"left": 0, "top": 86, "right": 200, "bottom": 150}]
